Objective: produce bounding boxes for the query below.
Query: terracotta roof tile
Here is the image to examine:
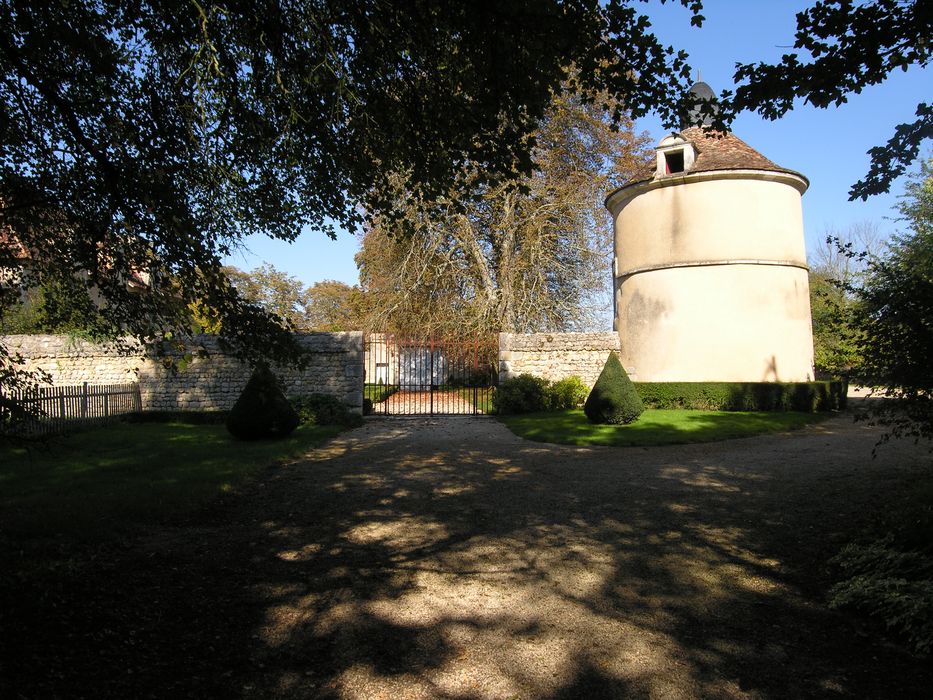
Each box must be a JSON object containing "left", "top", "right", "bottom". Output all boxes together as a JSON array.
[
  {"left": 626, "top": 127, "right": 806, "bottom": 185},
  {"left": 0, "top": 227, "right": 30, "bottom": 261}
]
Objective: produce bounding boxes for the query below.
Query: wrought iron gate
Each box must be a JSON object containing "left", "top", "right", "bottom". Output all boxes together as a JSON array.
[{"left": 364, "top": 334, "right": 497, "bottom": 416}]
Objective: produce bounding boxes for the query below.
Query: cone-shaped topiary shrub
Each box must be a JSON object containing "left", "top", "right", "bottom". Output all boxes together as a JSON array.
[
  {"left": 227, "top": 364, "right": 300, "bottom": 440},
  {"left": 584, "top": 351, "right": 644, "bottom": 424}
]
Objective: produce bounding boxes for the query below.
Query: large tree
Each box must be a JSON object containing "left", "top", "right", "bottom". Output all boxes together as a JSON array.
[
  {"left": 302, "top": 280, "right": 367, "bottom": 332},
  {"left": 1, "top": 0, "right": 928, "bottom": 430},
  {"left": 809, "top": 221, "right": 886, "bottom": 377},
  {"left": 222, "top": 264, "right": 307, "bottom": 330},
  {"left": 851, "top": 157, "right": 933, "bottom": 441},
  {"left": 356, "top": 85, "right": 651, "bottom": 335},
  {"left": 0, "top": 0, "right": 702, "bottom": 429}
]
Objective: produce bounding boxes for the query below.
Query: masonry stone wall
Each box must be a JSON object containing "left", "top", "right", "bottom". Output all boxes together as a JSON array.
[
  {"left": 6, "top": 332, "right": 621, "bottom": 413},
  {"left": 3, "top": 333, "right": 364, "bottom": 413},
  {"left": 498, "top": 332, "right": 622, "bottom": 387}
]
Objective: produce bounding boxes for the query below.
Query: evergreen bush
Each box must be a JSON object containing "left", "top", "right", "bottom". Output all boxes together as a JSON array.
[
  {"left": 635, "top": 380, "right": 847, "bottom": 412},
  {"left": 493, "top": 374, "right": 552, "bottom": 414},
  {"left": 550, "top": 376, "right": 589, "bottom": 409},
  {"left": 291, "top": 393, "right": 363, "bottom": 427},
  {"left": 829, "top": 537, "right": 933, "bottom": 656},
  {"left": 226, "top": 364, "right": 300, "bottom": 440},
  {"left": 584, "top": 352, "right": 643, "bottom": 424}
]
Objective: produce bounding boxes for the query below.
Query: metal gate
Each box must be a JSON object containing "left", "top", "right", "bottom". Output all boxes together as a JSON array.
[{"left": 364, "top": 333, "right": 497, "bottom": 415}]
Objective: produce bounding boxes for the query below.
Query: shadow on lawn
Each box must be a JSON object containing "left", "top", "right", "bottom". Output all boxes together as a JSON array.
[{"left": 2, "top": 417, "right": 931, "bottom": 699}]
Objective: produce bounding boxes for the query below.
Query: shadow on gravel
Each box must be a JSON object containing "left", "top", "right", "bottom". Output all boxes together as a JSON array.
[{"left": 2, "top": 417, "right": 931, "bottom": 699}]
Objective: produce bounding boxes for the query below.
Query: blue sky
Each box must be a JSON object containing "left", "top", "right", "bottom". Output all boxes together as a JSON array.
[{"left": 223, "top": 0, "right": 930, "bottom": 287}]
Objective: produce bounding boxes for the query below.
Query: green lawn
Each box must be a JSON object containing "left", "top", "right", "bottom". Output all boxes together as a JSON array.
[
  {"left": 457, "top": 386, "right": 495, "bottom": 414},
  {"left": 499, "top": 408, "right": 828, "bottom": 447},
  {"left": 365, "top": 383, "right": 398, "bottom": 403},
  {"left": 0, "top": 421, "right": 343, "bottom": 539}
]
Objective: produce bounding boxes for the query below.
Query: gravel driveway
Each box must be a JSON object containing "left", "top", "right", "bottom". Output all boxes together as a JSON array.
[
  {"left": 208, "top": 412, "right": 929, "bottom": 699},
  {"left": 9, "top": 411, "right": 932, "bottom": 699}
]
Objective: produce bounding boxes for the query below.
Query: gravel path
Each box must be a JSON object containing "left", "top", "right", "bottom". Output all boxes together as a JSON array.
[
  {"left": 8, "top": 411, "right": 932, "bottom": 699},
  {"left": 217, "top": 412, "right": 930, "bottom": 699},
  {"left": 381, "top": 390, "right": 484, "bottom": 415}
]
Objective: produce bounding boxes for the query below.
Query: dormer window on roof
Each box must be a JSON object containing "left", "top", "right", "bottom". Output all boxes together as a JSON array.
[{"left": 656, "top": 133, "right": 697, "bottom": 178}]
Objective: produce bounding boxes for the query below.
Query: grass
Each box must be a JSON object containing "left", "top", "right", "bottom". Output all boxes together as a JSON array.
[
  {"left": 365, "top": 383, "right": 398, "bottom": 403},
  {"left": 457, "top": 386, "right": 495, "bottom": 413},
  {"left": 499, "top": 408, "right": 828, "bottom": 447},
  {"left": 0, "top": 420, "right": 344, "bottom": 539}
]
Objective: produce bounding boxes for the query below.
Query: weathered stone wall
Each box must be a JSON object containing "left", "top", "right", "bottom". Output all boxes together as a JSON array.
[
  {"left": 3, "top": 333, "right": 364, "bottom": 413},
  {"left": 498, "top": 332, "right": 622, "bottom": 387},
  {"left": 7, "top": 332, "right": 623, "bottom": 412}
]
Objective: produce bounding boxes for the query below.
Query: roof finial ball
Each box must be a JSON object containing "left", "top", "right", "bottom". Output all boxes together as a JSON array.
[{"left": 605, "top": 87, "right": 815, "bottom": 384}]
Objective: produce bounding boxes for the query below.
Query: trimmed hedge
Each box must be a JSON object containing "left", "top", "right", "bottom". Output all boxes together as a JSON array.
[
  {"left": 226, "top": 365, "right": 300, "bottom": 440},
  {"left": 494, "top": 374, "right": 591, "bottom": 414},
  {"left": 634, "top": 380, "right": 847, "bottom": 412},
  {"left": 493, "top": 374, "right": 552, "bottom": 414},
  {"left": 584, "top": 351, "right": 644, "bottom": 424},
  {"left": 291, "top": 393, "right": 363, "bottom": 428}
]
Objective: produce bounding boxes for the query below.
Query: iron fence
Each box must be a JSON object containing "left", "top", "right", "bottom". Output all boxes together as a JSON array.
[{"left": 364, "top": 334, "right": 497, "bottom": 416}]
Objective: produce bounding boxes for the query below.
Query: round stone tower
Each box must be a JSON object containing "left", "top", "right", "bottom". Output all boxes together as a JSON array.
[{"left": 605, "top": 120, "right": 814, "bottom": 382}]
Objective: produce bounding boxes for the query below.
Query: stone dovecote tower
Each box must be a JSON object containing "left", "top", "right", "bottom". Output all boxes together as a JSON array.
[{"left": 605, "top": 101, "right": 815, "bottom": 382}]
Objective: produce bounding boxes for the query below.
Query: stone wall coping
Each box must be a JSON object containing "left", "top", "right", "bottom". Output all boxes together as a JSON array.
[
  {"left": 499, "top": 332, "right": 620, "bottom": 352},
  {"left": 2, "top": 332, "right": 363, "bottom": 357}
]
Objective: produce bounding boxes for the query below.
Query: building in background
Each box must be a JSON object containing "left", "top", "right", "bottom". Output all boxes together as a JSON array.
[{"left": 606, "top": 84, "right": 814, "bottom": 382}]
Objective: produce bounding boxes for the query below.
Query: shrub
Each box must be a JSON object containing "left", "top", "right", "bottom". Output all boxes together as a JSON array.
[
  {"left": 226, "top": 364, "right": 300, "bottom": 440},
  {"left": 635, "top": 380, "right": 847, "bottom": 412},
  {"left": 829, "top": 537, "right": 933, "bottom": 656},
  {"left": 291, "top": 393, "right": 363, "bottom": 428},
  {"left": 494, "top": 374, "right": 552, "bottom": 414},
  {"left": 446, "top": 367, "right": 496, "bottom": 388},
  {"left": 550, "top": 376, "right": 589, "bottom": 410},
  {"left": 584, "top": 352, "right": 643, "bottom": 424}
]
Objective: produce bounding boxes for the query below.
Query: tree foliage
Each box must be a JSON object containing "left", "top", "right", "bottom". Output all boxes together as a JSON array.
[
  {"left": 809, "top": 271, "right": 862, "bottom": 377},
  {"left": 302, "top": 280, "right": 367, "bottom": 332},
  {"left": 851, "top": 157, "right": 933, "bottom": 442},
  {"left": 856, "top": 159, "right": 933, "bottom": 438},
  {"left": 1, "top": 0, "right": 927, "bottom": 427},
  {"left": 0, "top": 0, "right": 700, "bottom": 347},
  {"left": 726, "top": 0, "right": 931, "bottom": 199},
  {"left": 808, "top": 222, "right": 886, "bottom": 377},
  {"left": 197, "top": 266, "right": 365, "bottom": 332},
  {"left": 222, "top": 264, "right": 307, "bottom": 330},
  {"left": 356, "top": 85, "right": 651, "bottom": 335},
  {"left": 1, "top": 275, "right": 117, "bottom": 339}
]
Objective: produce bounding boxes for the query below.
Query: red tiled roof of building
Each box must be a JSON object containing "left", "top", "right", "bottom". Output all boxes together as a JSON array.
[
  {"left": 0, "top": 227, "right": 30, "bottom": 261},
  {"left": 626, "top": 127, "right": 807, "bottom": 186}
]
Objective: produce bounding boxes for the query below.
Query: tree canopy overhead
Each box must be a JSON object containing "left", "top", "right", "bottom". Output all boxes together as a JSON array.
[
  {"left": 1, "top": 0, "right": 929, "bottom": 432},
  {"left": 725, "top": 0, "right": 931, "bottom": 200},
  {"left": 0, "top": 0, "right": 699, "bottom": 360},
  {"left": 356, "top": 84, "right": 650, "bottom": 335}
]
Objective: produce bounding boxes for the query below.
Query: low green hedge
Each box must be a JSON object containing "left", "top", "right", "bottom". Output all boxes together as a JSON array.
[
  {"left": 291, "top": 393, "right": 363, "bottom": 428},
  {"left": 634, "top": 380, "right": 847, "bottom": 412},
  {"left": 494, "top": 374, "right": 589, "bottom": 415}
]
